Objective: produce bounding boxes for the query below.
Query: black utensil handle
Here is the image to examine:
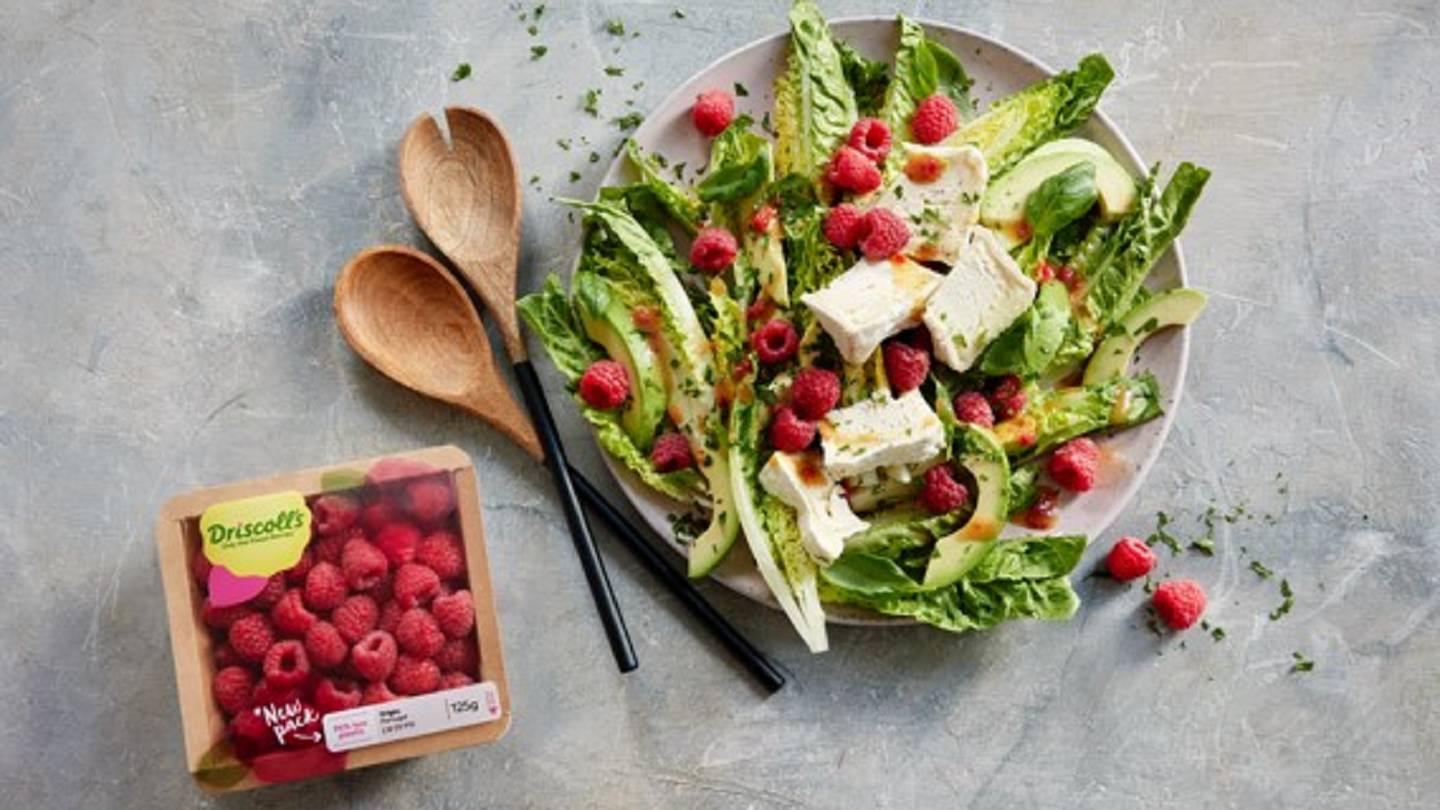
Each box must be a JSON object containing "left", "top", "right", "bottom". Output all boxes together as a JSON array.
[
  {"left": 569, "top": 470, "right": 787, "bottom": 694},
  {"left": 512, "top": 360, "right": 637, "bottom": 673}
]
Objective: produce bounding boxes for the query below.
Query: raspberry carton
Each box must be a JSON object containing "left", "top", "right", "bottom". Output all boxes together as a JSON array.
[{"left": 156, "top": 446, "right": 510, "bottom": 791}]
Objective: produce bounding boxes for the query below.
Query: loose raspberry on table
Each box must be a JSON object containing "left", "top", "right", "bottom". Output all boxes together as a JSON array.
[
  {"left": 396, "top": 608, "right": 447, "bottom": 659},
  {"left": 822, "top": 203, "right": 866, "bottom": 249},
  {"left": 283, "top": 549, "right": 315, "bottom": 585},
  {"left": 1106, "top": 536, "right": 1156, "bottom": 581},
  {"left": 990, "top": 374, "right": 1028, "bottom": 421},
  {"left": 313, "top": 677, "right": 362, "bottom": 714},
  {"left": 394, "top": 563, "right": 442, "bottom": 609},
  {"left": 361, "top": 680, "right": 398, "bottom": 706},
  {"left": 228, "top": 613, "right": 276, "bottom": 663},
  {"left": 859, "top": 208, "right": 911, "bottom": 260},
  {"left": 440, "top": 672, "right": 476, "bottom": 690},
  {"left": 271, "top": 588, "right": 318, "bottom": 637},
  {"left": 689, "top": 226, "right": 739, "bottom": 273},
  {"left": 435, "top": 636, "right": 479, "bottom": 675},
  {"left": 374, "top": 521, "right": 422, "bottom": 568},
  {"left": 351, "top": 630, "right": 399, "bottom": 682},
  {"left": 1048, "top": 437, "right": 1101, "bottom": 493},
  {"left": 1153, "top": 579, "right": 1207, "bottom": 630},
  {"left": 883, "top": 340, "right": 930, "bottom": 393},
  {"left": 341, "top": 537, "right": 389, "bottom": 592},
  {"left": 331, "top": 594, "right": 379, "bottom": 644},
  {"left": 847, "top": 117, "right": 892, "bottom": 163},
  {"left": 578, "top": 360, "right": 630, "bottom": 410},
  {"left": 751, "top": 319, "right": 799, "bottom": 364},
  {"left": 691, "top": 88, "right": 735, "bottom": 137},
  {"left": 201, "top": 599, "right": 254, "bottom": 631},
  {"left": 790, "top": 367, "right": 841, "bottom": 420},
  {"left": 825, "top": 146, "right": 883, "bottom": 194},
  {"left": 920, "top": 464, "right": 970, "bottom": 514},
  {"left": 389, "top": 655, "right": 441, "bottom": 696},
  {"left": 650, "top": 432, "right": 694, "bottom": 473},
  {"left": 304, "top": 621, "right": 349, "bottom": 670},
  {"left": 769, "top": 406, "right": 816, "bottom": 453},
  {"left": 415, "top": 530, "right": 467, "bottom": 582},
  {"left": 432, "top": 590, "right": 476, "bottom": 640},
  {"left": 212, "top": 666, "right": 256, "bottom": 715},
  {"left": 404, "top": 477, "right": 455, "bottom": 526},
  {"left": 360, "top": 499, "right": 401, "bottom": 533},
  {"left": 953, "top": 391, "right": 995, "bottom": 428},
  {"left": 262, "top": 640, "right": 311, "bottom": 689},
  {"left": 303, "top": 561, "right": 348, "bottom": 612},
  {"left": 910, "top": 94, "right": 959, "bottom": 144},
  {"left": 312, "top": 493, "right": 360, "bottom": 536}
]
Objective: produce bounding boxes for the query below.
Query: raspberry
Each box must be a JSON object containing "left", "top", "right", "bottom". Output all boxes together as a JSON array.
[
  {"left": 883, "top": 340, "right": 930, "bottom": 392},
  {"left": 304, "top": 621, "right": 349, "bottom": 669},
  {"left": 858, "top": 208, "right": 911, "bottom": 260},
  {"left": 360, "top": 499, "right": 401, "bottom": 533},
  {"left": 404, "top": 477, "right": 455, "bottom": 526},
  {"left": 312, "top": 493, "right": 360, "bottom": 535},
  {"left": 578, "top": 360, "right": 630, "bottom": 410},
  {"left": 313, "top": 678, "right": 362, "bottom": 714},
  {"left": 789, "top": 367, "right": 841, "bottom": 420},
  {"left": 284, "top": 549, "right": 315, "bottom": 584},
  {"left": 395, "top": 608, "right": 447, "bottom": 658},
  {"left": 689, "top": 226, "right": 739, "bottom": 273},
  {"left": 249, "top": 680, "right": 301, "bottom": 711},
  {"left": 389, "top": 655, "right": 441, "bottom": 696},
  {"left": 751, "top": 319, "right": 799, "bottom": 364},
  {"left": 341, "top": 537, "right": 389, "bottom": 591},
  {"left": 270, "top": 588, "right": 318, "bottom": 637},
  {"left": 822, "top": 203, "right": 866, "bottom": 249},
  {"left": 361, "top": 680, "right": 398, "bottom": 706},
  {"left": 990, "top": 374, "right": 1028, "bottom": 421},
  {"left": 1106, "top": 536, "right": 1156, "bottom": 581},
  {"left": 331, "top": 594, "right": 379, "bottom": 644},
  {"left": 920, "top": 465, "right": 970, "bottom": 514},
  {"left": 650, "top": 432, "right": 693, "bottom": 473},
  {"left": 749, "top": 203, "right": 777, "bottom": 234},
  {"left": 415, "top": 531, "right": 467, "bottom": 582},
  {"left": 192, "top": 551, "right": 214, "bottom": 590},
  {"left": 393, "top": 563, "right": 442, "bottom": 609},
  {"left": 351, "top": 631, "right": 399, "bottom": 682},
  {"left": 1153, "top": 579, "right": 1207, "bottom": 630},
  {"left": 311, "top": 534, "right": 346, "bottom": 565},
  {"left": 846, "top": 117, "right": 892, "bottom": 163},
  {"left": 228, "top": 709, "right": 278, "bottom": 757},
  {"left": 214, "top": 642, "right": 243, "bottom": 670},
  {"left": 303, "top": 561, "right": 348, "bottom": 612},
  {"left": 212, "top": 666, "right": 256, "bottom": 715},
  {"left": 432, "top": 590, "right": 476, "bottom": 639},
  {"left": 365, "top": 456, "right": 440, "bottom": 487},
  {"left": 262, "top": 640, "right": 311, "bottom": 689},
  {"left": 826, "top": 146, "right": 883, "bottom": 194},
  {"left": 228, "top": 613, "right": 276, "bottom": 663},
  {"left": 435, "top": 636, "right": 480, "bottom": 675},
  {"left": 201, "top": 599, "right": 254, "bottom": 631},
  {"left": 691, "top": 89, "right": 735, "bottom": 137},
  {"left": 1048, "top": 437, "right": 1101, "bottom": 493},
  {"left": 769, "top": 406, "right": 816, "bottom": 453},
  {"left": 952, "top": 391, "right": 995, "bottom": 428},
  {"left": 377, "top": 600, "right": 405, "bottom": 636},
  {"left": 910, "top": 94, "right": 959, "bottom": 144},
  {"left": 374, "top": 521, "right": 422, "bottom": 567},
  {"left": 441, "top": 672, "right": 475, "bottom": 690}
]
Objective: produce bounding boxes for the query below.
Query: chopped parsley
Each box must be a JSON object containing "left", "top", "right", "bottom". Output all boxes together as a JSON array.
[
  {"left": 1250, "top": 559, "right": 1275, "bottom": 580},
  {"left": 614, "top": 112, "right": 644, "bottom": 131},
  {"left": 568, "top": 170, "right": 582, "bottom": 183},
  {"left": 605, "top": 19, "right": 626, "bottom": 36},
  {"left": 1269, "top": 579, "right": 1295, "bottom": 621},
  {"left": 450, "top": 63, "right": 472, "bottom": 82},
  {"left": 1290, "top": 651, "right": 1315, "bottom": 673},
  {"left": 605, "top": 65, "right": 625, "bottom": 77},
  {"left": 556, "top": 138, "right": 571, "bottom": 151},
  {"left": 734, "top": 82, "right": 749, "bottom": 97},
  {"left": 588, "top": 151, "right": 601, "bottom": 163},
  {"left": 583, "top": 88, "right": 601, "bottom": 117},
  {"left": 1146, "top": 511, "right": 1183, "bottom": 555},
  {"left": 673, "top": 8, "right": 686, "bottom": 18},
  {"left": 530, "top": 45, "right": 548, "bottom": 60}
]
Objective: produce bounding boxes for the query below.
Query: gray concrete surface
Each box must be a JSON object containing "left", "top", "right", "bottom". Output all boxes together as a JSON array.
[{"left": 2, "top": 1, "right": 1437, "bottom": 807}]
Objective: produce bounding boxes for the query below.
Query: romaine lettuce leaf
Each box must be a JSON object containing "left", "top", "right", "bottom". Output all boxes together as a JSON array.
[
  {"left": 622, "top": 139, "right": 702, "bottom": 233},
  {"left": 980, "top": 280, "right": 1072, "bottom": 378},
  {"left": 882, "top": 16, "right": 974, "bottom": 143},
  {"left": 836, "top": 40, "right": 889, "bottom": 118},
  {"left": 992, "top": 372, "right": 1164, "bottom": 459},
  {"left": 516, "top": 274, "right": 602, "bottom": 382},
  {"left": 774, "top": 0, "right": 859, "bottom": 181}
]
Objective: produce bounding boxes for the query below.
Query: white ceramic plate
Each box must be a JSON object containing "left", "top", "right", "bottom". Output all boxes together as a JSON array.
[{"left": 592, "top": 17, "right": 1191, "bottom": 624}]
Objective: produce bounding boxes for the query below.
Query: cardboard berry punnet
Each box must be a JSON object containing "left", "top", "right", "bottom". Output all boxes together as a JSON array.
[{"left": 155, "top": 445, "right": 510, "bottom": 792}]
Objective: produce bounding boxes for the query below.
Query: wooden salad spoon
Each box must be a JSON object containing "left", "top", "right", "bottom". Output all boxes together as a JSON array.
[{"left": 334, "top": 246, "right": 785, "bottom": 691}]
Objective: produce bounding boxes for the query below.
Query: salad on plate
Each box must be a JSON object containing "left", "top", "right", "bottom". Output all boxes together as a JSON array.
[{"left": 519, "top": 0, "right": 1209, "bottom": 652}]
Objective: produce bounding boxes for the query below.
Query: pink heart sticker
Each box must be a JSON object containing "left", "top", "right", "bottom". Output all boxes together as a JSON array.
[{"left": 208, "top": 565, "right": 271, "bottom": 607}]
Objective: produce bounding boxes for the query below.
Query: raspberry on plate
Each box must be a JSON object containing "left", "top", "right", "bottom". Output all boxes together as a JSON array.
[
  {"left": 351, "top": 630, "right": 399, "bottom": 682},
  {"left": 825, "top": 146, "right": 883, "bottom": 194},
  {"left": 858, "top": 208, "right": 911, "bottom": 260},
  {"left": 1153, "top": 579, "right": 1207, "bottom": 630},
  {"left": 990, "top": 374, "right": 1028, "bottom": 421},
  {"left": 578, "top": 360, "right": 631, "bottom": 410},
  {"left": 1106, "top": 536, "right": 1156, "bottom": 581},
  {"left": 650, "top": 432, "right": 694, "bottom": 473},
  {"left": 883, "top": 340, "right": 930, "bottom": 393},
  {"left": 211, "top": 665, "right": 256, "bottom": 715},
  {"left": 952, "top": 390, "right": 995, "bottom": 428},
  {"left": 768, "top": 406, "right": 816, "bottom": 453},
  {"left": 846, "top": 117, "right": 892, "bottom": 163},
  {"left": 691, "top": 88, "right": 735, "bottom": 137},
  {"left": 920, "top": 465, "right": 970, "bottom": 514},
  {"left": 751, "top": 319, "right": 799, "bottom": 364},
  {"left": 789, "top": 367, "right": 841, "bottom": 420},
  {"left": 822, "top": 203, "right": 866, "bottom": 249},
  {"left": 689, "top": 226, "right": 739, "bottom": 273},
  {"left": 1048, "top": 437, "right": 1101, "bottom": 493},
  {"left": 911, "top": 93, "right": 960, "bottom": 144}
]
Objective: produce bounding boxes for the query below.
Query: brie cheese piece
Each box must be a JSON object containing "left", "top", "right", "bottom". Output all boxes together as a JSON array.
[
  {"left": 923, "top": 226, "right": 1037, "bottom": 373},
  {"left": 759, "top": 450, "right": 868, "bottom": 565},
  {"left": 799, "top": 255, "right": 942, "bottom": 365},
  {"left": 818, "top": 390, "right": 946, "bottom": 479},
  {"left": 866, "top": 142, "right": 988, "bottom": 266}
]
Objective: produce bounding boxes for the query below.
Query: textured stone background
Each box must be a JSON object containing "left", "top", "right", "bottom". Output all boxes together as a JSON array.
[{"left": 2, "top": 1, "right": 1435, "bottom": 807}]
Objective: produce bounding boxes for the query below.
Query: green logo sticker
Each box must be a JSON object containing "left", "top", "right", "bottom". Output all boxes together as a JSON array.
[{"left": 200, "top": 491, "right": 312, "bottom": 578}]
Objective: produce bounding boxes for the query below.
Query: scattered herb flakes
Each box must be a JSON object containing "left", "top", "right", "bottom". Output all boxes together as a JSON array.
[
  {"left": 632, "top": 80, "right": 646, "bottom": 92},
  {"left": 672, "top": 9, "right": 686, "bottom": 19},
  {"left": 1250, "top": 559, "right": 1276, "bottom": 580},
  {"left": 534, "top": 4, "right": 546, "bottom": 20},
  {"left": 734, "top": 82, "right": 749, "bottom": 97},
  {"left": 450, "top": 63, "right": 472, "bottom": 82},
  {"left": 568, "top": 170, "right": 582, "bottom": 183},
  {"left": 583, "top": 88, "right": 601, "bottom": 117},
  {"left": 670, "top": 161, "right": 687, "bottom": 181},
  {"left": 530, "top": 45, "right": 549, "bottom": 60},
  {"left": 527, "top": 24, "right": 539, "bottom": 36},
  {"left": 1211, "top": 625, "right": 1226, "bottom": 642},
  {"left": 614, "top": 112, "right": 644, "bottom": 131},
  {"left": 1146, "top": 511, "right": 1184, "bottom": 555},
  {"left": 1291, "top": 651, "right": 1315, "bottom": 673},
  {"left": 528, "top": 174, "right": 541, "bottom": 188},
  {"left": 588, "top": 151, "right": 600, "bottom": 163},
  {"left": 605, "top": 65, "right": 625, "bottom": 77},
  {"left": 1269, "top": 579, "right": 1295, "bottom": 621},
  {"left": 1189, "top": 537, "right": 1216, "bottom": 556},
  {"left": 605, "top": 19, "right": 626, "bottom": 36},
  {"left": 760, "top": 111, "right": 775, "bottom": 136},
  {"left": 556, "top": 138, "right": 572, "bottom": 151}
]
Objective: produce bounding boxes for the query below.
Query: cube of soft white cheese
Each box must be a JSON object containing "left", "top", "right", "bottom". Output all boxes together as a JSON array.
[
  {"left": 758, "top": 450, "right": 868, "bottom": 565},
  {"left": 864, "top": 142, "right": 988, "bottom": 266},
  {"left": 923, "top": 226, "right": 1037, "bottom": 373},
  {"left": 818, "top": 390, "right": 947, "bottom": 479},
  {"left": 799, "top": 255, "right": 942, "bottom": 365}
]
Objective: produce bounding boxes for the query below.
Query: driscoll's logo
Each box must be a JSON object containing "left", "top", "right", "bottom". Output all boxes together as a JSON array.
[
  {"left": 206, "top": 509, "right": 307, "bottom": 545},
  {"left": 200, "top": 490, "right": 312, "bottom": 577}
]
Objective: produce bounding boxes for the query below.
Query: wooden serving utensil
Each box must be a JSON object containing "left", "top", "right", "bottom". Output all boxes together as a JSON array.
[{"left": 334, "top": 246, "right": 785, "bottom": 691}]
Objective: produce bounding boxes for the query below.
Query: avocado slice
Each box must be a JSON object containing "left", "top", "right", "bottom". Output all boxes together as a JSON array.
[
  {"left": 921, "top": 424, "right": 1009, "bottom": 590},
  {"left": 980, "top": 138, "right": 1139, "bottom": 248},
  {"left": 1082, "top": 288, "right": 1208, "bottom": 385},
  {"left": 572, "top": 273, "right": 668, "bottom": 449}
]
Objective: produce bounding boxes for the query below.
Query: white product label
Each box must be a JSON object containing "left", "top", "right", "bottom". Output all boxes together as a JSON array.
[{"left": 322, "top": 682, "right": 503, "bottom": 753}]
